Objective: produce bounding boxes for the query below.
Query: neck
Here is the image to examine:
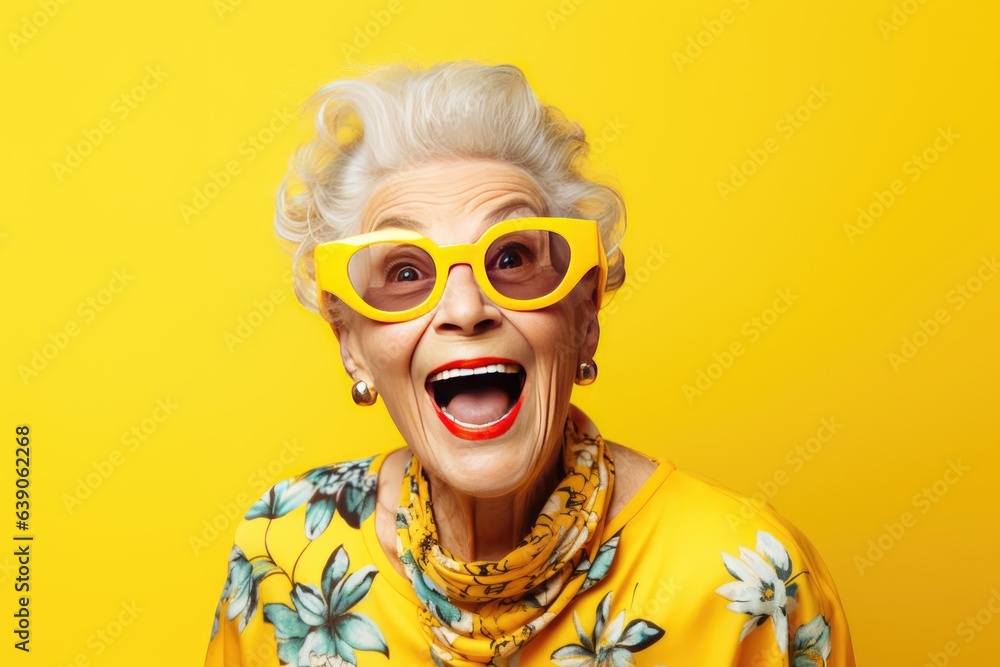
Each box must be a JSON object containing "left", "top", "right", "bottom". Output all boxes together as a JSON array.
[{"left": 427, "top": 444, "right": 564, "bottom": 563}]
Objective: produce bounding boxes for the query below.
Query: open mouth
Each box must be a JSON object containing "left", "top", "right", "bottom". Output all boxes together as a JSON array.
[{"left": 425, "top": 358, "right": 527, "bottom": 440}]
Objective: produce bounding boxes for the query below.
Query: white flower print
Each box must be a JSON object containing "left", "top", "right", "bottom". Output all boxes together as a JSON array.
[
  {"left": 715, "top": 530, "right": 808, "bottom": 653},
  {"left": 550, "top": 591, "right": 664, "bottom": 666}
]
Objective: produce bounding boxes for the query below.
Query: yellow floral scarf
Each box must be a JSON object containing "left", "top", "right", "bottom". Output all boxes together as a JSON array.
[{"left": 396, "top": 416, "right": 616, "bottom": 666}]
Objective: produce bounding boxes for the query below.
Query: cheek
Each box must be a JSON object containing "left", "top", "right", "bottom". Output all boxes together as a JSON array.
[
  {"left": 359, "top": 322, "right": 423, "bottom": 381},
  {"left": 518, "top": 313, "right": 585, "bottom": 379},
  {"left": 539, "top": 302, "right": 593, "bottom": 360}
]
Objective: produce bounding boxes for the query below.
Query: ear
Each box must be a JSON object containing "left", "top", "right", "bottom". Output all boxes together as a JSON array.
[
  {"left": 580, "top": 301, "right": 600, "bottom": 363},
  {"left": 576, "top": 282, "right": 601, "bottom": 364},
  {"left": 321, "top": 292, "right": 365, "bottom": 379},
  {"left": 333, "top": 319, "right": 371, "bottom": 383}
]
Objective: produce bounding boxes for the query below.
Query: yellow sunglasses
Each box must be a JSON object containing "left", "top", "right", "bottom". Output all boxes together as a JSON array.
[{"left": 314, "top": 217, "right": 608, "bottom": 323}]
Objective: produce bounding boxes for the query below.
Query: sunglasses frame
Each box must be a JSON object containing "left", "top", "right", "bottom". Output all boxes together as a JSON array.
[{"left": 314, "top": 217, "right": 608, "bottom": 323}]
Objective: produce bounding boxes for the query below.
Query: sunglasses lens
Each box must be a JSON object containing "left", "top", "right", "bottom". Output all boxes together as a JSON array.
[
  {"left": 485, "top": 230, "right": 571, "bottom": 300},
  {"left": 347, "top": 243, "right": 437, "bottom": 312}
]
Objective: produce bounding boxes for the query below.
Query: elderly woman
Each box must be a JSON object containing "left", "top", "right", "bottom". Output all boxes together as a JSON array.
[{"left": 206, "top": 62, "right": 855, "bottom": 666}]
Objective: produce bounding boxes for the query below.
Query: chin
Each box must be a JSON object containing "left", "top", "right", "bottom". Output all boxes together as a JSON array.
[{"left": 423, "top": 400, "right": 558, "bottom": 500}]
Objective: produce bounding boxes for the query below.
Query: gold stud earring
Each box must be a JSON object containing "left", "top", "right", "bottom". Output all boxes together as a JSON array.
[
  {"left": 575, "top": 360, "right": 598, "bottom": 386},
  {"left": 351, "top": 379, "right": 378, "bottom": 406}
]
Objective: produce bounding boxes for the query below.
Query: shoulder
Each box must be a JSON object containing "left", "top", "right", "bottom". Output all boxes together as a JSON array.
[
  {"left": 640, "top": 465, "right": 819, "bottom": 552},
  {"left": 646, "top": 467, "right": 851, "bottom": 624},
  {"left": 606, "top": 465, "right": 854, "bottom": 663},
  {"left": 663, "top": 466, "right": 812, "bottom": 544},
  {"left": 610, "top": 461, "right": 840, "bottom": 592}
]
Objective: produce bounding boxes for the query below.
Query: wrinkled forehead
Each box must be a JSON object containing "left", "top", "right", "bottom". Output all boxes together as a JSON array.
[{"left": 359, "top": 158, "right": 549, "bottom": 243}]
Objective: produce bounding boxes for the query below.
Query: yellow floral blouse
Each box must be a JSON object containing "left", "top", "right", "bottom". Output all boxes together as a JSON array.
[{"left": 206, "top": 445, "right": 855, "bottom": 666}]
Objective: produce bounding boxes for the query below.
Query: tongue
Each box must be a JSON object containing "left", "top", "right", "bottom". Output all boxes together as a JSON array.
[{"left": 444, "top": 387, "right": 511, "bottom": 425}]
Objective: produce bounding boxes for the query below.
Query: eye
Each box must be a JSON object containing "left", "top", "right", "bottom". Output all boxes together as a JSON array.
[
  {"left": 493, "top": 243, "right": 529, "bottom": 270},
  {"left": 389, "top": 263, "right": 422, "bottom": 282}
]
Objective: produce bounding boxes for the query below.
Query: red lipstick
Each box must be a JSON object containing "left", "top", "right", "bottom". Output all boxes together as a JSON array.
[{"left": 426, "top": 357, "right": 525, "bottom": 441}]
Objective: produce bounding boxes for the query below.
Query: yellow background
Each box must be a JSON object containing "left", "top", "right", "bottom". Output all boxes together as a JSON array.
[{"left": 2, "top": 0, "right": 998, "bottom": 664}]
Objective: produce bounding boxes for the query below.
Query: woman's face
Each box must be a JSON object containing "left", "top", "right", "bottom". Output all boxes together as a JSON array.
[{"left": 334, "top": 158, "right": 600, "bottom": 500}]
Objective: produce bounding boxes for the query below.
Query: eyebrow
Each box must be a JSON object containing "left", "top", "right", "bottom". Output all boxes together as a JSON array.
[
  {"left": 370, "top": 201, "right": 542, "bottom": 234},
  {"left": 370, "top": 216, "right": 421, "bottom": 232},
  {"left": 487, "top": 201, "right": 543, "bottom": 223}
]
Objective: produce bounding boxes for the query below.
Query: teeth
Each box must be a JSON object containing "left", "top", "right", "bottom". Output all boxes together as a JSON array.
[
  {"left": 440, "top": 405, "right": 508, "bottom": 428},
  {"left": 428, "top": 363, "right": 521, "bottom": 384}
]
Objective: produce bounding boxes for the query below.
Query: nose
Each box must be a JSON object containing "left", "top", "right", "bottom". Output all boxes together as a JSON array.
[{"left": 431, "top": 263, "right": 502, "bottom": 334}]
